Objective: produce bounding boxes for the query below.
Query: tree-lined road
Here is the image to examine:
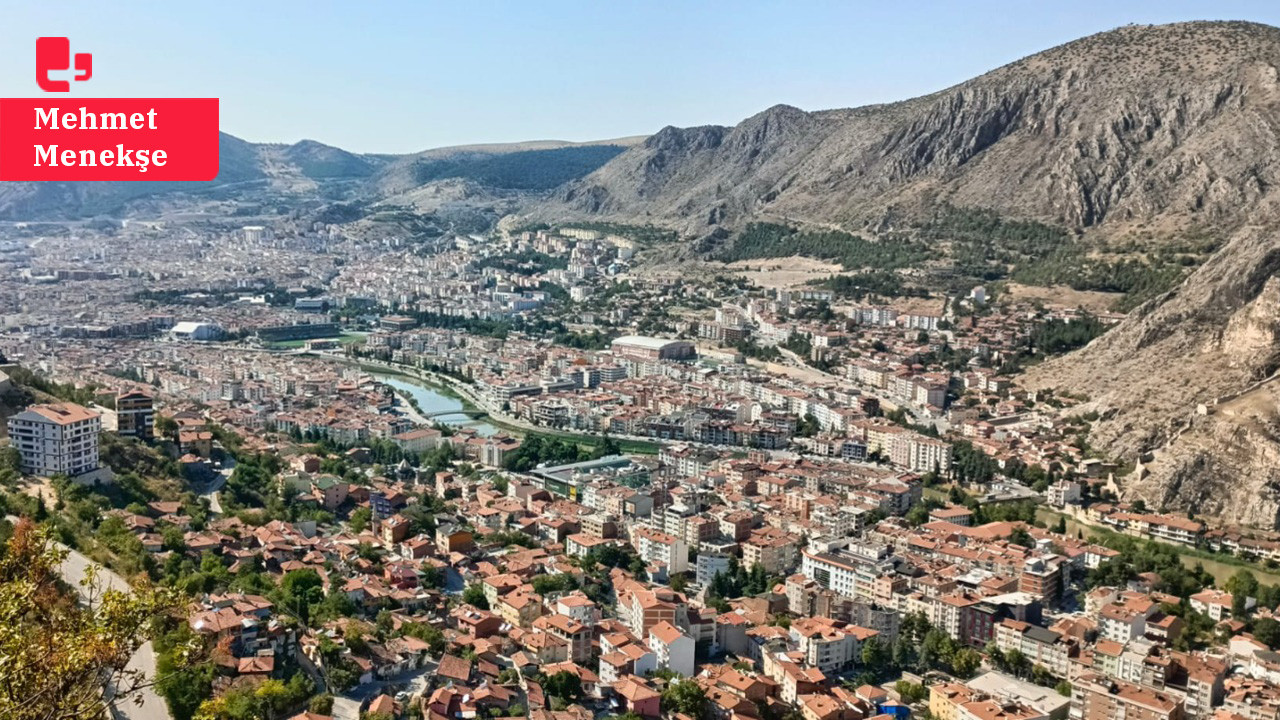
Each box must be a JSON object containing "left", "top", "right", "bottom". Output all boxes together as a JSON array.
[{"left": 53, "top": 534, "right": 171, "bottom": 720}]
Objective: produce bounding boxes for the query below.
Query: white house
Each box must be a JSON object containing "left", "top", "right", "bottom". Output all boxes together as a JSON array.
[{"left": 648, "top": 620, "right": 695, "bottom": 677}]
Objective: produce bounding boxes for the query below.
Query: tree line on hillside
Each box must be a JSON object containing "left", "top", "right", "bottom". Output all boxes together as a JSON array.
[
  {"left": 719, "top": 222, "right": 931, "bottom": 271},
  {"left": 412, "top": 145, "right": 627, "bottom": 191}
]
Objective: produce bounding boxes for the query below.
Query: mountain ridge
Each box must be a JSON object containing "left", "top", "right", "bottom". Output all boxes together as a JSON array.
[
  {"left": 523, "top": 20, "right": 1280, "bottom": 528},
  {"left": 0, "top": 133, "right": 646, "bottom": 221},
  {"left": 533, "top": 20, "right": 1280, "bottom": 242}
]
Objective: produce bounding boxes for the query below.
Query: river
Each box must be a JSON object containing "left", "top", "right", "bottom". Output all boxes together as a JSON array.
[{"left": 376, "top": 374, "right": 499, "bottom": 437}]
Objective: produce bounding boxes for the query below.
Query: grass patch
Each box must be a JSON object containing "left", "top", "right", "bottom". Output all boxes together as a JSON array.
[
  {"left": 1038, "top": 508, "right": 1280, "bottom": 586},
  {"left": 265, "top": 333, "right": 363, "bottom": 350}
]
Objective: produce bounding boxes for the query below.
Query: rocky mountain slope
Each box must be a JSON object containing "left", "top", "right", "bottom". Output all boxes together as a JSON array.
[
  {"left": 1023, "top": 226, "right": 1280, "bottom": 528},
  {"left": 540, "top": 21, "right": 1280, "bottom": 241}
]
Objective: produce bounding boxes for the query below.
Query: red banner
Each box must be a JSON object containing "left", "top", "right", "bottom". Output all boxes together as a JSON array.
[{"left": 0, "top": 97, "right": 219, "bottom": 181}]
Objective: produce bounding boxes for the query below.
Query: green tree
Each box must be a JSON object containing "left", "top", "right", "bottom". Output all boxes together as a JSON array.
[
  {"left": 952, "top": 647, "right": 982, "bottom": 678},
  {"left": 375, "top": 609, "right": 395, "bottom": 640},
  {"left": 918, "top": 628, "right": 956, "bottom": 673},
  {"left": 1234, "top": 592, "right": 1251, "bottom": 619},
  {"left": 1253, "top": 618, "right": 1280, "bottom": 649},
  {"left": 1031, "top": 664, "right": 1058, "bottom": 688},
  {"left": 1227, "top": 569, "right": 1260, "bottom": 597},
  {"left": 0, "top": 521, "right": 181, "bottom": 720},
  {"left": 894, "top": 680, "right": 927, "bottom": 704},
  {"left": 1005, "top": 648, "right": 1031, "bottom": 678},
  {"left": 1009, "top": 527, "right": 1035, "bottom": 548},
  {"left": 155, "top": 414, "right": 180, "bottom": 440},
  {"left": 544, "top": 671, "right": 583, "bottom": 703},
  {"left": 892, "top": 634, "right": 917, "bottom": 670},
  {"left": 462, "top": 584, "right": 490, "bottom": 610},
  {"left": 278, "top": 568, "right": 325, "bottom": 623},
  {"left": 403, "top": 622, "right": 447, "bottom": 655},
  {"left": 349, "top": 507, "right": 373, "bottom": 533},
  {"left": 861, "top": 637, "right": 889, "bottom": 671},
  {"left": 984, "top": 641, "right": 1005, "bottom": 670},
  {"left": 662, "top": 679, "right": 709, "bottom": 720}
]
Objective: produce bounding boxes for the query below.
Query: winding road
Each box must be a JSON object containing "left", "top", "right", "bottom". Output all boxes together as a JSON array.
[{"left": 53, "top": 535, "right": 171, "bottom": 720}]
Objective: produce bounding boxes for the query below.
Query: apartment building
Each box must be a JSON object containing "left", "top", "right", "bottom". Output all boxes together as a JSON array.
[
  {"left": 1097, "top": 594, "right": 1161, "bottom": 643},
  {"left": 7, "top": 402, "right": 102, "bottom": 479},
  {"left": 649, "top": 620, "right": 695, "bottom": 676},
  {"left": 1070, "top": 674, "right": 1184, "bottom": 720},
  {"left": 1190, "top": 589, "right": 1251, "bottom": 622},
  {"left": 633, "top": 526, "right": 689, "bottom": 575},
  {"left": 995, "top": 619, "right": 1070, "bottom": 678},
  {"left": 115, "top": 389, "right": 155, "bottom": 439},
  {"left": 801, "top": 547, "right": 892, "bottom": 601},
  {"left": 789, "top": 618, "right": 876, "bottom": 675},
  {"left": 533, "top": 613, "right": 593, "bottom": 663},
  {"left": 742, "top": 528, "right": 800, "bottom": 575}
]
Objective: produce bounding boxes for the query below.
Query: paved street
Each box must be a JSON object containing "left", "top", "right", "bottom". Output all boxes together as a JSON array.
[
  {"left": 54, "top": 535, "right": 171, "bottom": 720},
  {"left": 330, "top": 661, "right": 438, "bottom": 720},
  {"left": 331, "top": 695, "right": 361, "bottom": 720},
  {"left": 108, "top": 641, "right": 168, "bottom": 720},
  {"left": 201, "top": 456, "right": 232, "bottom": 515}
]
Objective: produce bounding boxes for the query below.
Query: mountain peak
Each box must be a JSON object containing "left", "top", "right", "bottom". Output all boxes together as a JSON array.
[{"left": 545, "top": 20, "right": 1280, "bottom": 233}]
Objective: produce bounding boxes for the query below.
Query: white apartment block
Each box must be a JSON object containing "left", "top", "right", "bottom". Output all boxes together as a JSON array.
[
  {"left": 802, "top": 549, "right": 865, "bottom": 599},
  {"left": 905, "top": 436, "right": 953, "bottom": 473},
  {"left": 634, "top": 527, "right": 689, "bottom": 575},
  {"left": 1047, "top": 480, "right": 1082, "bottom": 507},
  {"left": 7, "top": 403, "right": 102, "bottom": 478}
]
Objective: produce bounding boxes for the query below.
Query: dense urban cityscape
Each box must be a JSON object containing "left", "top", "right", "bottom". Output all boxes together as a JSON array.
[{"left": 5, "top": 212, "right": 1280, "bottom": 720}]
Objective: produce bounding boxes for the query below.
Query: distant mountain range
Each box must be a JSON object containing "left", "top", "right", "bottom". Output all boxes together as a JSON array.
[{"left": 0, "top": 133, "right": 643, "bottom": 221}]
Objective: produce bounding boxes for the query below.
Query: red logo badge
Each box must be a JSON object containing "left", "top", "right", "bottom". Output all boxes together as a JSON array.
[
  {"left": 0, "top": 37, "right": 220, "bottom": 181},
  {"left": 36, "top": 37, "right": 93, "bottom": 93}
]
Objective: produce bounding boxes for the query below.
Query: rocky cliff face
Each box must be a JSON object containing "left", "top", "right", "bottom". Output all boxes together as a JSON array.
[
  {"left": 1023, "top": 232, "right": 1280, "bottom": 527},
  {"left": 538, "top": 22, "right": 1280, "bottom": 239}
]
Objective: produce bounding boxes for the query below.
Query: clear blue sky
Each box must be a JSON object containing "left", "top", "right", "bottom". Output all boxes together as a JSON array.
[{"left": 2, "top": 1, "right": 1278, "bottom": 154}]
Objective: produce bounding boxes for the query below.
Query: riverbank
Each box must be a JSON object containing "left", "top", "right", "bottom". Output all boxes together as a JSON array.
[
  {"left": 381, "top": 376, "right": 498, "bottom": 437},
  {"left": 324, "top": 354, "right": 662, "bottom": 454}
]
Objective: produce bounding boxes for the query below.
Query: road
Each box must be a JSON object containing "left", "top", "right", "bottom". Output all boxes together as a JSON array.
[
  {"left": 330, "top": 661, "right": 437, "bottom": 720},
  {"left": 55, "top": 539, "right": 171, "bottom": 720},
  {"left": 200, "top": 455, "right": 233, "bottom": 516},
  {"left": 108, "top": 643, "right": 166, "bottom": 720}
]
